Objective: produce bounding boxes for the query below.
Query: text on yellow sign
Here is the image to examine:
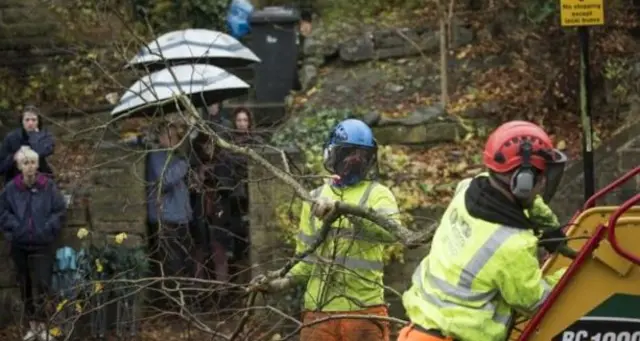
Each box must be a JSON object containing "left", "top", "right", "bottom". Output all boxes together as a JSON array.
[{"left": 560, "top": 0, "right": 604, "bottom": 27}]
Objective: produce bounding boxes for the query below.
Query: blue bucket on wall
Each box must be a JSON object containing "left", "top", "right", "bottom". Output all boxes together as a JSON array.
[
  {"left": 51, "top": 247, "right": 87, "bottom": 300},
  {"left": 226, "top": 0, "right": 254, "bottom": 39}
]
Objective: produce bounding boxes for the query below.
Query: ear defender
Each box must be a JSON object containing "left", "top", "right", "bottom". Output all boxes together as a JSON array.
[{"left": 510, "top": 140, "right": 535, "bottom": 200}]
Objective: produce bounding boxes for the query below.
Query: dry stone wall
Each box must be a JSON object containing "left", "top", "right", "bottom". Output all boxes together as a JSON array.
[
  {"left": 0, "top": 0, "right": 62, "bottom": 67},
  {"left": 248, "top": 148, "right": 302, "bottom": 278},
  {"left": 549, "top": 121, "right": 640, "bottom": 223}
]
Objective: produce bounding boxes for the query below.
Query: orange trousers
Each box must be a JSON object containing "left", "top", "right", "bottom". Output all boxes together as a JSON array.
[
  {"left": 300, "top": 305, "right": 390, "bottom": 341},
  {"left": 397, "top": 325, "right": 454, "bottom": 341}
]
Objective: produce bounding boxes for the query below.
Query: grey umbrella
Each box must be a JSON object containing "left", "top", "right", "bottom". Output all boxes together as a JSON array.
[
  {"left": 111, "top": 63, "right": 250, "bottom": 118},
  {"left": 126, "top": 29, "right": 261, "bottom": 72}
]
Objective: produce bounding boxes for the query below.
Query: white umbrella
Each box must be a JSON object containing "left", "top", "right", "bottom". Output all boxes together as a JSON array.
[
  {"left": 126, "top": 29, "right": 261, "bottom": 72},
  {"left": 111, "top": 64, "right": 250, "bottom": 118}
]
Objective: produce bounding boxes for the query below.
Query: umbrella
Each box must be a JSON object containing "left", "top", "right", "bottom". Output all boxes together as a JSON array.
[
  {"left": 111, "top": 64, "right": 250, "bottom": 118},
  {"left": 126, "top": 29, "right": 261, "bottom": 72}
]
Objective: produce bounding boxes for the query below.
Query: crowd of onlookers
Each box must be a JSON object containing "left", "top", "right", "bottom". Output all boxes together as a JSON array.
[
  {"left": 145, "top": 102, "right": 262, "bottom": 308},
  {"left": 0, "top": 103, "right": 259, "bottom": 339}
]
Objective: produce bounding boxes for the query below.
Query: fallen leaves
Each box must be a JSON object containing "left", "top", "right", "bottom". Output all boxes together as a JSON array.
[
  {"left": 556, "top": 139, "right": 567, "bottom": 151},
  {"left": 379, "top": 137, "right": 486, "bottom": 210}
]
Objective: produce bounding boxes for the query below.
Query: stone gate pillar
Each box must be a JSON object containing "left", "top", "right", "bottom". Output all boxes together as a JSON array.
[
  {"left": 248, "top": 147, "right": 302, "bottom": 279},
  {"left": 88, "top": 142, "right": 147, "bottom": 247}
]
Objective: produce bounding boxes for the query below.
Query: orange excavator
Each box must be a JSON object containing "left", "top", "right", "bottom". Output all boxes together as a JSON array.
[{"left": 510, "top": 166, "right": 640, "bottom": 341}]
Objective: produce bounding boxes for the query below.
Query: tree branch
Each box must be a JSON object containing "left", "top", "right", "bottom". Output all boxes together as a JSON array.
[{"left": 175, "top": 95, "right": 434, "bottom": 247}]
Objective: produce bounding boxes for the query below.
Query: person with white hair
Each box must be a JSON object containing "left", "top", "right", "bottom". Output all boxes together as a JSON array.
[{"left": 0, "top": 146, "right": 66, "bottom": 341}]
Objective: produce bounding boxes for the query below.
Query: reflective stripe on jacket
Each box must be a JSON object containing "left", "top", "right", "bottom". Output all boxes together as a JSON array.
[
  {"left": 289, "top": 180, "right": 401, "bottom": 312},
  {"left": 402, "top": 177, "right": 566, "bottom": 341}
]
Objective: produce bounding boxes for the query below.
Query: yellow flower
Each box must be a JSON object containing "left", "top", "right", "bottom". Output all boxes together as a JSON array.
[
  {"left": 95, "top": 259, "right": 104, "bottom": 273},
  {"left": 49, "top": 327, "right": 62, "bottom": 337},
  {"left": 114, "top": 232, "right": 128, "bottom": 244},
  {"left": 94, "top": 281, "right": 104, "bottom": 293},
  {"left": 56, "top": 299, "right": 68, "bottom": 312},
  {"left": 76, "top": 228, "right": 89, "bottom": 239}
]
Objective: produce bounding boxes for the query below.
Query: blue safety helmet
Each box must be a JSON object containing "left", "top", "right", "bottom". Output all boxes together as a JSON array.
[
  {"left": 327, "top": 119, "right": 376, "bottom": 148},
  {"left": 323, "top": 119, "right": 377, "bottom": 187}
]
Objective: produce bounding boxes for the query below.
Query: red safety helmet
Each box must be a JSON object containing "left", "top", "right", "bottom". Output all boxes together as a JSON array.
[
  {"left": 483, "top": 121, "right": 567, "bottom": 202},
  {"left": 483, "top": 121, "right": 554, "bottom": 173}
]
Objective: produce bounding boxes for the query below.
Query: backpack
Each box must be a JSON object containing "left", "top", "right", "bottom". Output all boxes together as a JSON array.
[{"left": 51, "top": 247, "right": 88, "bottom": 300}]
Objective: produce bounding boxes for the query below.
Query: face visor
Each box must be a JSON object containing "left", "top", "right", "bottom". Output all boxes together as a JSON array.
[
  {"left": 323, "top": 144, "right": 376, "bottom": 186},
  {"left": 541, "top": 149, "right": 568, "bottom": 203}
]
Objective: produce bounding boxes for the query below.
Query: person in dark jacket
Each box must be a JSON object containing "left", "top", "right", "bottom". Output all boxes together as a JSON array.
[
  {"left": 189, "top": 133, "right": 229, "bottom": 279},
  {"left": 220, "top": 108, "right": 264, "bottom": 276},
  {"left": 205, "top": 102, "right": 232, "bottom": 134},
  {"left": 186, "top": 133, "right": 239, "bottom": 310},
  {"left": 145, "top": 122, "right": 193, "bottom": 281},
  {"left": 0, "top": 105, "right": 55, "bottom": 184},
  {"left": 0, "top": 146, "right": 65, "bottom": 341}
]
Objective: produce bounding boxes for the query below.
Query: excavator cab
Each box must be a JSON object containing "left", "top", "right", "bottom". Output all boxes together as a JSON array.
[{"left": 510, "top": 166, "right": 640, "bottom": 341}]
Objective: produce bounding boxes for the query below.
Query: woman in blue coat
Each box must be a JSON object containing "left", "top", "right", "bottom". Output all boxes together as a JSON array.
[{"left": 0, "top": 105, "right": 55, "bottom": 184}]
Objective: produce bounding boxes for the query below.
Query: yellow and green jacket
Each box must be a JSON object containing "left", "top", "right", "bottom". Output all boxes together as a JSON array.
[
  {"left": 403, "top": 175, "right": 566, "bottom": 341},
  {"left": 289, "top": 180, "right": 401, "bottom": 312}
]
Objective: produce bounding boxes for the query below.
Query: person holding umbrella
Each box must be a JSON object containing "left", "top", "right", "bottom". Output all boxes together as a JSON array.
[
  {"left": 204, "top": 102, "right": 232, "bottom": 134},
  {"left": 145, "top": 121, "right": 194, "bottom": 292}
]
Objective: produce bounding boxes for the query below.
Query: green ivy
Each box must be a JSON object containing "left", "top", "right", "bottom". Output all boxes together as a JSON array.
[
  {"left": 132, "top": 0, "right": 229, "bottom": 33},
  {"left": 271, "top": 108, "right": 352, "bottom": 183},
  {"left": 83, "top": 244, "right": 150, "bottom": 282},
  {"left": 520, "top": 0, "right": 558, "bottom": 24}
]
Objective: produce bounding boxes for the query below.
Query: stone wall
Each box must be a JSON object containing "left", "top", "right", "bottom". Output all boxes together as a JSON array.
[
  {"left": 549, "top": 120, "right": 640, "bottom": 222},
  {"left": 246, "top": 148, "right": 304, "bottom": 334},
  {"left": 86, "top": 142, "right": 148, "bottom": 248},
  {"left": 0, "top": 0, "right": 62, "bottom": 67},
  {"left": 248, "top": 148, "right": 302, "bottom": 277}
]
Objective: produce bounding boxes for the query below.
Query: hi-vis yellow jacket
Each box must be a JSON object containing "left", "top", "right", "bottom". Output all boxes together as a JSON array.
[
  {"left": 402, "top": 176, "right": 566, "bottom": 341},
  {"left": 288, "top": 180, "right": 401, "bottom": 312}
]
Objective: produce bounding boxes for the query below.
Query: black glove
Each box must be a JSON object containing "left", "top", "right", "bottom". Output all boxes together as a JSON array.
[{"left": 538, "top": 228, "right": 568, "bottom": 254}]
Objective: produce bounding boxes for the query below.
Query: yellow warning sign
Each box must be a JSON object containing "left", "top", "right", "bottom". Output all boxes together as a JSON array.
[{"left": 560, "top": 0, "right": 604, "bottom": 27}]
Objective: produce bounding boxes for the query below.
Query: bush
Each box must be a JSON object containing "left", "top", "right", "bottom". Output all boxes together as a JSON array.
[
  {"left": 271, "top": 108, "right": 352, "bottom": 183},
  {"left": 132, "top": 0, "right": 229, "bottom": 32}
]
